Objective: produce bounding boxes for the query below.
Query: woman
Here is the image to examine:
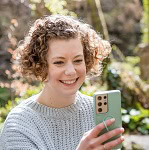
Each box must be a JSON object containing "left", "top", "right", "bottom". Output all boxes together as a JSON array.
[{"left": 0, "top": 15, "right": 124, "bottom": 150}]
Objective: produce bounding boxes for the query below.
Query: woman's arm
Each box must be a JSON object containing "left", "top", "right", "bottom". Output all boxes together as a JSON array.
[
  {"left": 0, "top": 126, "right": 47, "bottom": 150},
  {"left": 0, "top": 131, "right": 40, "bottom": 150}
]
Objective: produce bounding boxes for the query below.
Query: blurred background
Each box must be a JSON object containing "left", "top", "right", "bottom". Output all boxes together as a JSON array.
[{"left": 0, "top": 0, "right": 148, "bottom": 149}]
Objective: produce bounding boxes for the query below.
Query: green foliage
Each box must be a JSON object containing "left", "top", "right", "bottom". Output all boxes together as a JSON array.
[
  {"left": 122, "top": 103, "right": 149, "bottom": 135},
  {"left": 30, "top": 0, "right": 76, "bottom": 16},
  {"left": 45, "top": 0, "right": 75, "bottom": 16},
  {"left": 21, "top": 85, "right": 42, "bottom": 99},
  {"left": 0, "top": 98, "right": 19, "bottom": 128},
  {"left": 0, "top": 88, "right": 11, "bottom": 107},
  {"left": 80, "top": 79, "right": 99, "bottom": 96},
  {"left": 125, "top": 56, "right": 140, "bottom": 75},
  {"left": 106, "top": 66, "right": 121, "bottom": 90}
]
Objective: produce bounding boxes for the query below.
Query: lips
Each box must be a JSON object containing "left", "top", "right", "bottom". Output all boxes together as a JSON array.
[{"left": 60, "top": 77, "right": 79, "bottom": 85}]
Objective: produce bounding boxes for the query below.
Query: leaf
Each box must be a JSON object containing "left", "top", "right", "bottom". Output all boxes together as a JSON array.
[{"left": 128, "top": 122, "right": 136, "bottom": 130}]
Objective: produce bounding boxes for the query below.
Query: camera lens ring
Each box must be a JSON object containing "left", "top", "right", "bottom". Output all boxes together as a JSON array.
[
  {"left": 97, "top": 96, "right": 102, "bottom": 100},
  {"left": 98, "top": 108, "right": 102, "bottom": 112},
  {"left": 98, "top": 102, "right": 102, "bottom": 106}
]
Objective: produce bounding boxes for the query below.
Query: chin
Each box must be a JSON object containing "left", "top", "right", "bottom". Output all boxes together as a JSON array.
[
  {"left": 60, "top": 86, "right": 80, "bottom": 96},
  {"left": 62, "top": 89, "right": 78, "bottom": 96}
]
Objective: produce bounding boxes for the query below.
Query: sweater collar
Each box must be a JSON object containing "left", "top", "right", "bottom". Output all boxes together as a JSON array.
[{"left": 24, "top": 91, "right": 82, "bottom": 119}]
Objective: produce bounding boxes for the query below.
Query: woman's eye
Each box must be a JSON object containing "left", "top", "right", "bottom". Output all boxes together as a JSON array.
[
  {"left": 74, "top": 59, "right": 83, "bottom": 63},
  {"left": 53, "top": 61, "right": 64, "bottom": 65}
]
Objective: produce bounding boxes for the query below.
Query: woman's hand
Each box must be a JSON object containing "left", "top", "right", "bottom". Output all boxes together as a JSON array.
[{"left": 76, "top": 118, "right": 124, "bottom": 150}]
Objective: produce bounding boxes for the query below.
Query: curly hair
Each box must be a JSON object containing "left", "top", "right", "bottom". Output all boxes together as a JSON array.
[{"left": 16, "top": 15, "right": 111, "bottom": 81}]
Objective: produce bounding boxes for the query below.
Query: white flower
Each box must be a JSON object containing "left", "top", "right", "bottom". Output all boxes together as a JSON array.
[
  {"left": 129, "top": 109, "right": 140, "bottom": 116},
  {"left": 122, "top": 115, "right": 130, "bottom": 123}
]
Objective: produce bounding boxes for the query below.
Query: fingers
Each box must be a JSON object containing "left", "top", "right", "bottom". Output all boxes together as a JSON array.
[
  {"left": 87, "top": 127, "right": 124, "bottom": 149},
  {"left": 77, "top": 120, "right": 125, "bottom": 150},
  {"left": 97, "top": 127, "right": 124, "bottom": 144},
  {"left": 89, "top": 118, "right": 115, "bottom": 138},
  {"left": 102, "top": 136, "right": 125, "bottom": 150}
]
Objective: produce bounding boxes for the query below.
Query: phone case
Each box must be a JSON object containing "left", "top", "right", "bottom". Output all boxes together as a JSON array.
[{"left": 93, "top": 90, "right": 122, "bottom": 149}]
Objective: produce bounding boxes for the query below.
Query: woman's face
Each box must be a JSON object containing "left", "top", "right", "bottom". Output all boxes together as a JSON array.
[{"left": 46, "top": 38, "right": 86, "bottom": 96}]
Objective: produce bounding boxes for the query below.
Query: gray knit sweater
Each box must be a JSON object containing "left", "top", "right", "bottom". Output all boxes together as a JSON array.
[{"left": 0, "top": 91, "right": 94, "bottom": 150}]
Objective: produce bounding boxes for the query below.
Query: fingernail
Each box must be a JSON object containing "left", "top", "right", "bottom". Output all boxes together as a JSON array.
[
  {"left": 120, "top": 136, "right": 125, "bottom": 141},
  {"left": 110, "top": 118, "right": 115, "bottom": 122},
  {"left": 120, "top": 128, "right": 124, "bottom": 132}
]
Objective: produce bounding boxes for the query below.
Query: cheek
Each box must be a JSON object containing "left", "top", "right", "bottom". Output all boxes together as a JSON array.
[
  {"left": 47, "top": 67, "right": 61, "bottom": 80},
  {"left": 47, "top": 73, "right": 61, "bottom": 85},
  {"left": 79, "top": 64, "right": 86, "bottom": 76}
]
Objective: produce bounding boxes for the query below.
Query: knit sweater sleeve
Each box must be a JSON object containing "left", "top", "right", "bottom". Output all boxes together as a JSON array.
[{"left": 0, "top": 106, "right": 47, "bottom": 150}]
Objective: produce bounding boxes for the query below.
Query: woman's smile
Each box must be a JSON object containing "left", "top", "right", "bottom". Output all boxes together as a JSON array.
[{"left": 60, "top": 77, "right": 79, "bottom": 86}]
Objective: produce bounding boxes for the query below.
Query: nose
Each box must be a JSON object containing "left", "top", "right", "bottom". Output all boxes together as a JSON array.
[{"left": 65, "top": 63, "right": 76, "bottom": 76}]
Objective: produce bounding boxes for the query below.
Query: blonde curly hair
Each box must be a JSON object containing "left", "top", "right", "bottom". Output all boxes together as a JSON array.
[{"left": 16, "top": 15, "right": 111, "bottom": 81}]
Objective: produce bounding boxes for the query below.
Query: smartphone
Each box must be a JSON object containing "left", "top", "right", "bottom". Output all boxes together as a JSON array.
[{"left": 93, "top": 90, "right": 122, "bottom": 149}]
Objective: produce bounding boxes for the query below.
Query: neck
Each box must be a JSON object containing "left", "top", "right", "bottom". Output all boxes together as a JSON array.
[{"left": 36, "top": 85, "right": 77, "bottom": 108}]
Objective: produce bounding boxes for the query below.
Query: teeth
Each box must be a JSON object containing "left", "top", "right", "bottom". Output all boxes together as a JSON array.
[{"left": 61, "top": 79, "right": 76, "bottom": 84}]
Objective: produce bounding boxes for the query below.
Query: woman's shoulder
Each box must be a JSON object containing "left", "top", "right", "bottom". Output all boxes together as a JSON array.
[
  {"left": 77, "top": 91, "right": 93, "bottom": 106},
  {"left": 3, "top": 94, "right": 39, "bottom": 126}
]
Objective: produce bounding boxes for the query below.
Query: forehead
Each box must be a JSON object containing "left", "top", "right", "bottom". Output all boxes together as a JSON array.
[{"left": 48, "top": 38, "right": 84, "bottom": 58}]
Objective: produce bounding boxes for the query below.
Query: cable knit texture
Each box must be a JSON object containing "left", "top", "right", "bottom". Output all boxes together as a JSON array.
[{"left": 0, "top": 91, "right": 95, "bottom": 150}]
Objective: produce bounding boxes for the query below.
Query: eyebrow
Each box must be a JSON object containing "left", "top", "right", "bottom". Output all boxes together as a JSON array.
[{"left": 52, "top": 54, "right": 84, "bottom": 60}]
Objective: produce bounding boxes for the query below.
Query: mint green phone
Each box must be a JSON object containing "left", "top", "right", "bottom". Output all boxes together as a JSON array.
[{"left": 93, "top": 90, "right": 122, "bottom": 149}]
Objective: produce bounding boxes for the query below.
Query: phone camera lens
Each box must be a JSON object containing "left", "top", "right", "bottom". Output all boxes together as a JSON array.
[
  {"left": 104, "top": 102, "right": 107, "bottom": 105},
  {"left": 98, "top": 102, "right": 102, "bottom": 106},
  {"left": 98, "top": 96, "right": 102, "bottom": 100},
  {"left": 98, "top": 108, "right": 102, "bottom": 112},
  {"left": 104, "top": 96, "right": 107, "bottom": 99}
]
